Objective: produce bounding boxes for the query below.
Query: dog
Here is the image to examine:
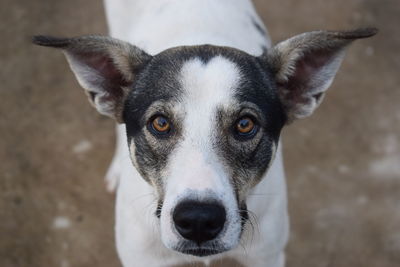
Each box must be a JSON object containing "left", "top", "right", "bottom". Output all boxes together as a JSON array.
[{"left": 33, "top": 0, "right": 377, "bottom": 266}]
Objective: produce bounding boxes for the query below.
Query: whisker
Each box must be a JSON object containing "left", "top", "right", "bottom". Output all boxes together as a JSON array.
[
  {"left": 126, "top": 192, "right": 155, "bottom": 208},
  {"left": 248, "top": 210, "right": 260, "bottom": 237},
  {"left": 238, "top": 237, "right": 249, "bottom": 257},
  {"left": 238, "top": 207, "right": 261, "bottom": 250}
]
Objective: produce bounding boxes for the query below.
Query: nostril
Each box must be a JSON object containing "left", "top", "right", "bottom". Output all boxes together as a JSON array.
[
  {"left": 205, "top": 221, "right": 214, "bottom": 229},
  {"left": 173, "top": 200, "right": 226, "bottom": 244},
  {"left": 175, "top": 219, "right": 193, "bottom": 236},
  {"left": 206, "top": 221, "right": 222, "bottom": 231},
  {"left": 179, "top": 220, "right": 191, "bottom": 230}
]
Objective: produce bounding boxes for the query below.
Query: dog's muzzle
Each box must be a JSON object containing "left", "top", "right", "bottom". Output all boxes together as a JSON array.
[{"left": 173, "top": 200, "right": 226, "bottom": 254}]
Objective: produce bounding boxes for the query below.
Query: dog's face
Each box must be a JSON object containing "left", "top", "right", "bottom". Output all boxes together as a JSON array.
[
  {"left": 123, "top": 46, "right": 285, "bottom": 255},
  {"left": 33, "top": 28, "right": 376, "bottom": 257}
]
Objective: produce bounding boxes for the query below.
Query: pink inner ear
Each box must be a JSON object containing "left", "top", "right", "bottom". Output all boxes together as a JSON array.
[
  {"left": 280, "top": 48, "right": 337, "bottom": 105},
  {"left": 82, "top": 52, "right": 130, "bottom": 85},
  {"left": 75, "top": 52, "right": 131, "bottom": 102}
]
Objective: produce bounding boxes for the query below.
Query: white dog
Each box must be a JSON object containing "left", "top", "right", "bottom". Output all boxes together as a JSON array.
[{"left": 33, "top": 0, "right": 376, "bottom": 266}]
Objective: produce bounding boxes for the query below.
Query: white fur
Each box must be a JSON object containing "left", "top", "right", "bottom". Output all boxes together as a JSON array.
[
  {"left": 161, "top": 57, "right": 242, "bottom": 252},
  {"left": 103, "top": 0, "right": 288, "bottom": 266}
]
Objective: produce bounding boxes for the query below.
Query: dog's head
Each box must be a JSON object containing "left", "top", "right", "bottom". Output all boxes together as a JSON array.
[{"left": 33, "top": 28, "right": 376, "bottom": 257}]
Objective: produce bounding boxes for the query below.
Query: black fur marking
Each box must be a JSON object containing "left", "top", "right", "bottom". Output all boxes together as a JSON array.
[
  {"left": 155, "top": 201, "right": 163, "bottom": 218},
  {"left": 123, "top": 49, "right": 188, "bottom": 182},
  {"left": 251, "top": 18, "right": 267, "bottom": 37},
  {"left": 210, "top": 50, "right": 286, "bottom": 195}
]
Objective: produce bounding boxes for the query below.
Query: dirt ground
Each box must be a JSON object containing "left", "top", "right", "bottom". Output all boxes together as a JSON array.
[{"left": 1, "top": 0, "right": 399, "bottom": 266}]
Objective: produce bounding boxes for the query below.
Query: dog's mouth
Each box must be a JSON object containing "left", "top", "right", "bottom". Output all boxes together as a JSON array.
[
  {"left": 178, "top": 245, "right": 228, "bottom": 257},
  {"left": 182, "top": 248, "right": 220, "bottom": 257},
  {"left": 173, "top": 237, "right": 229, "bottom": 257}
]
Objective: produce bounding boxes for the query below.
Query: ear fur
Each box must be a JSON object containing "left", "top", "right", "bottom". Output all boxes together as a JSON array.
[
  {"left": 264, "top": 28, "right": 377, "bottom": 122},
  {"left": 33, "top": 35, "right": 152, "bottom": 122}
]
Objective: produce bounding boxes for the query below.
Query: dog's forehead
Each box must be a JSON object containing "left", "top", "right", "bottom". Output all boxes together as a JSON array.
[
  {"left": 126, "top": 45, "right": 278, "bottom": 122},
  {"left": 179, "top": 55, "right": 240, "bottom": 107},
  {"left": 173, "top": 56, "right": 241, "bottom": 147}
]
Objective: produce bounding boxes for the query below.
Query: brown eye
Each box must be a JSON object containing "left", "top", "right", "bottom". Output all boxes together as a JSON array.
[
  {"left": 235, "top": 117, "right": 257, "bottom": 136},
  {"left": 150, "top": 115, "right": 171, "bottom": 135}
]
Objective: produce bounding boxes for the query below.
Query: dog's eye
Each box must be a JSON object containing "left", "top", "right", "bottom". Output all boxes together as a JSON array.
[
  {"left": 149, "top": 115, "right": 171, "bottom": 135},
  {"left": 235, "top": 117, "right": 258, "bottom": 137}
]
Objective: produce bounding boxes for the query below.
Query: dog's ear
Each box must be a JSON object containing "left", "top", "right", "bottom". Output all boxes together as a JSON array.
[
  {"left": 33, "top": 35, "right": 152, "bottom": 123},
  {"left": 263, "top": 28, "right": 377, "bottom": 122}
]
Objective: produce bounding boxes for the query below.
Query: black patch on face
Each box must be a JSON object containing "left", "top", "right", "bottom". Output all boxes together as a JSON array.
[
  {"left": 209, "top": 51, "right": 286, "bottom": 198},
  {"left": 123, "top": 49, "right": 185, "bottom": 182},
  {"left": 235, "top": 55, "right": 286, "bottom": 142}
]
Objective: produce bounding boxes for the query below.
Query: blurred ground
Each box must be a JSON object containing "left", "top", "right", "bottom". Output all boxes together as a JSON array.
[{"left": 1, "top": 0, "right": 399, "bottom": 266}]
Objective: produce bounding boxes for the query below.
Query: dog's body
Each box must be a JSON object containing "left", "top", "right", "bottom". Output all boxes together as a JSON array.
[
  {"left": 104, "top": 1, "right": 287, "bottom": 265},
  {"left": 104, "top": 1, "right": 286, "bottom": 266},
  {"left": 33, "top": 0, "right": 376, "bottom": 266}
]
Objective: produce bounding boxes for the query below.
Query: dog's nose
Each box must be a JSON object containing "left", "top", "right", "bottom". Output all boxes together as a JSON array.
[{"left": 173, "top": 201, "right": 226, "bottom": 244}]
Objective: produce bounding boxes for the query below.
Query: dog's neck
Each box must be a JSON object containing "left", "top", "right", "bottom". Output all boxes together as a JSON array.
[{"left": 103, "top": 0, "right": 270, "bottom": 55}]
